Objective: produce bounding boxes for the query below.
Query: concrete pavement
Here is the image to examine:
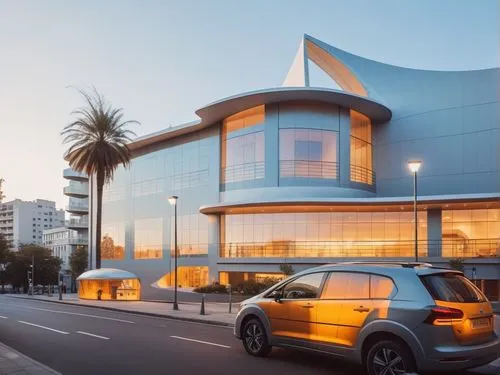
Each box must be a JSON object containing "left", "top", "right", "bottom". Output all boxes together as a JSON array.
[{"left": 0, "top": 340, "right": 60, "bottom": 375}]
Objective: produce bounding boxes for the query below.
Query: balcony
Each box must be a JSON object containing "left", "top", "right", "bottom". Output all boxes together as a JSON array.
[
  {"left": 63, "top": 183, "right": 89, "bottom": 198},
  {"left": 63, "top": 168, "right": 88, "bottom": 182},
  {"left": 66, "top": 202, "right": 89, "bottom": 215},
  {"left": 65, "top": 218, "right": 88, "bottom": 230},
  {"left": 68, "top": 236, "right": 88, "bottom": 246},
  {"left": 220, "top": 239, "right": 500, "bottom": 259}
]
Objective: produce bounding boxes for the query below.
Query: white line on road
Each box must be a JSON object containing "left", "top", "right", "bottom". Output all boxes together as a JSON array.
[
  {"left": 0, "top": 315, "right": 8, "bottom": 319},
  {"left": 77, "top": 331, "right": 110, "bottom": 340},
  {"left": 18, "top": 321, "right": 69, "bottom": 335},
  {"left": 170, "top": 335, "right": 231, "bottom": 348},
  {"left": 13, "top": 305, "right": 135, "bottom": 324}
]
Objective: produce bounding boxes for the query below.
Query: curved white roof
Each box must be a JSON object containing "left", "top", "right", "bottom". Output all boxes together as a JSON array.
[{"left": 76, "top": 268, "right": 138, "bottom": 281}]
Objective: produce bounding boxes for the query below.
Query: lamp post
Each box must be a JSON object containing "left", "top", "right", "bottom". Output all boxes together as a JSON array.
[
  {"left": 30, "top": 255, "right": 34, "bottom": 295},
  {"left": 408, "top": 160, "right": 422, "bottom": 262},
  {"left": 168, "top": 195, "right": 179, "bottom": 311},
  {"left": 0, "top": 263, "right": 7, "bottom": 294}
]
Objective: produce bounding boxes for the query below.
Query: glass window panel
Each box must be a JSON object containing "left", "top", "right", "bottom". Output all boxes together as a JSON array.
[
  {"left": 370, "top": 275, "right": 396, "bottom": 299},
  {"left": 282, "top": 273, "right": 325, "bottom": 299},
  {"left": 322, "top": 272, "right": 369, "bottom": 299},
  {"left": 487, "top": 209, "right": 500, "bottom": 221},
  {"left": 472, "top": 209, "right": 488, "bottom": 222}
]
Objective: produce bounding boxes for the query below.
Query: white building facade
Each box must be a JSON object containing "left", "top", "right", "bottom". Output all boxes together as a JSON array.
[
  {"left": 63, "top": 168, "right": 89, "bottom": 256},
  {"left": 0, "top": 199, "right": 64, "bottom": 248},
  {"left": 42, "top": 227, "right": 87, "bottom": 269}
]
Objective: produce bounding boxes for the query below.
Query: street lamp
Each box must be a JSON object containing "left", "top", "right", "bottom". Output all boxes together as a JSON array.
[
  {"left": 408, "top": 160, "right": 422, "bottom": 262},
  {"left": 168, "top": 195, "right": 179, "bottom": 311},
  {"left": 0, "top": 263, "right": 8, "bottom": 294}
]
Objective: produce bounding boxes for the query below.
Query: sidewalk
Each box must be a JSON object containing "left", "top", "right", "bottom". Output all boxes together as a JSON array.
[
  {"left": 0, "top": 341, "right": 60, "bottom": 375},
  {"left": 8, "top": 294, "right": 238, "bottom": 326}
]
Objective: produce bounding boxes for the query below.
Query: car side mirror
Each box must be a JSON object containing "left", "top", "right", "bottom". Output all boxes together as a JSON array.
[{"left": 270, "top": 290, "right": 282, "bottom": 302}]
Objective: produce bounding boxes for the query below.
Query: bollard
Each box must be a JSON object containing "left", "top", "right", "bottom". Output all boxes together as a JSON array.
[
  {"left": 228, "top": 284, "right": 232, "bottom": 313},
  {"left": 58, "top": 282, "right": 62, "bottom": 301},
  {"left": 200, "top": 294, "right": 206, "bottom": 315}
]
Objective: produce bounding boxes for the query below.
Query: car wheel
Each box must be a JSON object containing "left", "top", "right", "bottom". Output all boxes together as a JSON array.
[
  {"left": 366, "top": 339, "right": 417, "bottom": 375},
  {"left": 242, "top": 318, "right": 271, "bottom": 357}
]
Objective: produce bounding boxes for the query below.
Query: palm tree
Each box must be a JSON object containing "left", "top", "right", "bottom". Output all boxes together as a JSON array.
[{"left": 62, "top": 89, "right": 138, "bottom": 269}]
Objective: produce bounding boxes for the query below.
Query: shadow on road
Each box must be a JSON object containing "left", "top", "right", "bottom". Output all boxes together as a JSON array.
[{"left": 266, "top": 347, "right": 363, "bottom": 374}]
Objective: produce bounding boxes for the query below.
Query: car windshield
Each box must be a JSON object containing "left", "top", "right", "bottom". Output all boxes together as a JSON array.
[{"left": 420, "top": 273, "right": 487, "bottom": 303}]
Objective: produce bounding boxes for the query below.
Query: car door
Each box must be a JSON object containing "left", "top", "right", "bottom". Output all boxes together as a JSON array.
[
  {"left": 316, "top": 272, "right": 352, "bottom": 346},
  {"left": 335, "top": 272, "right": 371, "bottom": 348},
  {"left": 268, "top": 272, "right": 325, "bottom": 342}
]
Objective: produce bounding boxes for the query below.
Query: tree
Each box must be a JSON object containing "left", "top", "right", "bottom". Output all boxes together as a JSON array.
[
  {"left": 0, "top": 233, "right": 11, "bottom": 293},
  {"left": 6, "top": 245, "right": 61, "bottom": 292},
  {"left": 279, "top": 263, "right": 295, "bottom": 277},
  {"left": 69, "top": 246, "right": 88, "bottom": 280},
  {"left": 62, "top": 89, "right": 138, "bottom": 269},
  {"left": 449, "top": 258, "right": 465, "bottom": 272}
]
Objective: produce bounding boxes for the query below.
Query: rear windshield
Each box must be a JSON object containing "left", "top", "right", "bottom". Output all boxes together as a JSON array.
[{"left": 420, "top": 273, "right": 487, "bottom": 303}]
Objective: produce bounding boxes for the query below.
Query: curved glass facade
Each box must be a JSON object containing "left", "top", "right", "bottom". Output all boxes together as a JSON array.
[
  {"left": 442, "top": 209, "right": 500, "bottom": 257},
  {"left": 350, "top": 110, "right": 373, "bottom": 184},
  {"left": 221, "top": 106, "right": 266, "bottom": 184},
  {"left": 279, "top": 129, "right": 338, "bottom": 179},
  {"left": 222, "top": 211, "right": 427, "bottom": 258}
]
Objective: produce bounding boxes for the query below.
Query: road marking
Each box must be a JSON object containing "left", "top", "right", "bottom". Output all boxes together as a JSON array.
[
  {"left": 18, "top": 321, "right": 69, "bottom": 335},
  {"left": 170, "top": 335, "right": 231, "bottom": 348},
  {"left": 13, "top": 305, "right": 135, "bottom": 324},
  {"left": 489, "top": 357, "right": 500, "bottom": 367},
  {"left": 0, "top": 315, "right": 8, "bottom": 319},
  {"left": 77, "top": 331, "right": 110, "bottom": 340}
]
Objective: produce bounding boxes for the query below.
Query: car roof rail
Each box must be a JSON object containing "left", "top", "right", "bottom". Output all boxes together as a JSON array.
[{"left": 331, "top": 261, "right": 434, "bottom": 268}]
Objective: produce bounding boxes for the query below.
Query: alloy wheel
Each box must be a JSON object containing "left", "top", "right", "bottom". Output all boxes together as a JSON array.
[
  {"left": 244, "top": 322, "right": 264, "bottom": 354},
  {"left": 372, "top": 347, "right": 407, "bottom": 375}
]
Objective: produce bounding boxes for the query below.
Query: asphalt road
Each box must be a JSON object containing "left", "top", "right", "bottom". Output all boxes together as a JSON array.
[{"left": 0, "top": 296, "right": 498, "bottom": 375}]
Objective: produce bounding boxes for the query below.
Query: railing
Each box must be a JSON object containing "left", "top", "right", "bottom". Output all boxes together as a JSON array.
[
  {"left": 46, "top": 237, "right": 88, "bottom": 246},
  {"left": 65, "top": 218, "right": 88, "bottom": 228},
  {"left": 68, "top": 237, "right": 88, "bottom": 245},
  {"left": 63, "top": 184, "right": 89, "bottom": 197},
  {"left": 66, "top": 203, "right": 89, "bottom": 212},
  {"left": 63, "top": 168, "right": 88, "bottom": 181},
  {"left": 133, "top": 247, "right": 162, "bottom": 260},
  {"left": 220, "top": 239, "right": 499, "bottom": 259},
  {"left": 280, "top": 160, "right": 339, "bottom": 179},
  {"left": 350, "top": 165, "right": 375, "bottom": 185},
  {"left": 222, "top": 162, "right": 265, "bottom": 184}
]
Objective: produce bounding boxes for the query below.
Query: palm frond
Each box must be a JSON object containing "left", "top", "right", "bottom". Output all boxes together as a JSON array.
[{"left": 61, "top": 88, "right": 139, "bottom": 182}]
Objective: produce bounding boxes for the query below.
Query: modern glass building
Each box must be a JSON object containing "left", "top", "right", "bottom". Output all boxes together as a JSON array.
[{"left": 89, "top": 35, "right": 500, "bottom": 301}]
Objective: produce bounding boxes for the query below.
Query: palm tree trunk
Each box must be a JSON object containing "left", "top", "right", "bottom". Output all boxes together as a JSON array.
[{"left": 95, "top": 170, "right": 104, "bottom": 269}]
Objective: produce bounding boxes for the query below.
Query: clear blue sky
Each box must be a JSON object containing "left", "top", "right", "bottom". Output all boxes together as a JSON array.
[{"left": 0, "top": 0, "right": 498, "bottom": 209}]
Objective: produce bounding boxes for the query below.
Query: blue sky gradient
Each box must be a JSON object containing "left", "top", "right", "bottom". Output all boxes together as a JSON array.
[{"left": 0, "top": 0, "right": 498, "bottom": 208}]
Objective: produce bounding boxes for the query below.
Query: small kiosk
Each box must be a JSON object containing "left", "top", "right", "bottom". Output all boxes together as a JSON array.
[{"left": 77, "top": 268, "right": 141, "bottom": 301}]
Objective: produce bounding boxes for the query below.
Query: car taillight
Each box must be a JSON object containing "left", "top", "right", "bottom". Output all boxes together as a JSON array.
[{"left": 424, "top": 306, "right": 464, "bottom": 325}]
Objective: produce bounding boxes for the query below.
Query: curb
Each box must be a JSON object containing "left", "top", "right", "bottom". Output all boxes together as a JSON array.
[{"left": 7, "top": 296, "right": 235, "bottom": 328}]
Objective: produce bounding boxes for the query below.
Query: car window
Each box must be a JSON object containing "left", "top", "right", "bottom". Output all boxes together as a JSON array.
[
  {"left": 321, "top": 272, "right": 369, "bottom": 299},
  {"left": 370, "top": 275, "right": 396, "bottom": 299},
  {"left": 420, "top": 273, "right": 486, "bottom": 303},
  {"left": 282, "top": 273, "right": 325, "bottom": 299}
]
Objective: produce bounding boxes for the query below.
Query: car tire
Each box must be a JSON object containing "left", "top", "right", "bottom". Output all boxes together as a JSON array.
[
  {"left": 242, "top": 318, "right": 271, "bottom": 357},
  {"left": 365, "top": 339, "right": 417, "bottom": 375}
]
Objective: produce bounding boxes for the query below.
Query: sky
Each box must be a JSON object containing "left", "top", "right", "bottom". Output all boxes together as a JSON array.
[{"left": 0, "top": 0, "right": 498, "bottom": 209}]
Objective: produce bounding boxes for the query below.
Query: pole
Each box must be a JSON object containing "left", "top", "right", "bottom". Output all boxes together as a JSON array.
[
  {"left": 228, "top": 284, "right": 232, "bottom": 313},
  {"left": 173, "top": 202, "right": 179, "bottom": 311},
  {"left": 31, "top": 255, "right": 34, "bottom": 295},
  {"left": 413, "top": 171, "right": 418, "bottom": 262}
]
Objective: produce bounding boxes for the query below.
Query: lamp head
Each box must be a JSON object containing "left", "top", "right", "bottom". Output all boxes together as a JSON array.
[
  {"left": 168, "top": 196, "right": 178, "bottom": 206},
  {"left": 408, "top": 160, "right": 422, "bottom": 173}
]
